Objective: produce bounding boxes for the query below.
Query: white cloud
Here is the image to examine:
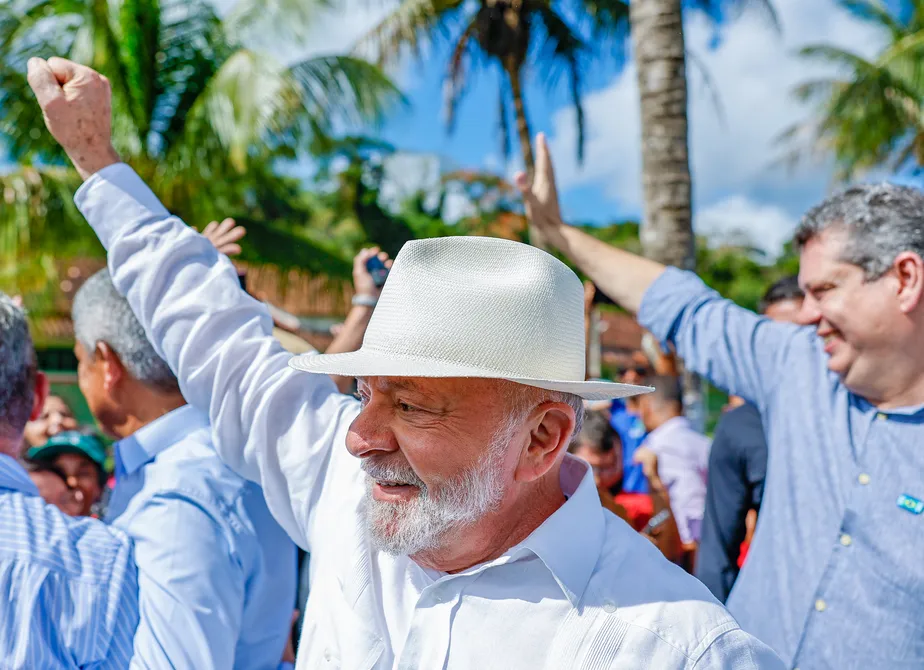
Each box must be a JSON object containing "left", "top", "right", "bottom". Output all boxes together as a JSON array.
[
  {"left": 548, "top": 0, "right": 885, "bottom": 255},
  {"left": 696, "top": 195, "right": 796, "bottom": 254}
]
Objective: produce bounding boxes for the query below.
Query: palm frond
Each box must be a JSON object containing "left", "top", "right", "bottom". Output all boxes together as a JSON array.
[
  {"left": 223, "top": 0, "right": 330, "bottom": 47},
  {"left": 576, "top": 0, "right": 629, "bottom": 54},
  {"left": 444, "top": 20, "right": 480, "bottom": 132},
  {"left": 353, "top": 0, "right": 466, "bottom": 66},
  {"left": 837, "top": 0, "right": 907, "bottom": 39},
  {"left": 287, "top": 55, "right": 406, "bottom": 140}
]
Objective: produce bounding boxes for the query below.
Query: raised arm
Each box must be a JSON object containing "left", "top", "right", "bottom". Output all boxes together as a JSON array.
[
  {"left": 514, "top": 134, "right": 666, "bottom": 313},
  {"left": 515, "top": 133, "right": 804, "bottom": 406},
  {"left": 27, "top": 57, "right": 359, "bottom": 550}
]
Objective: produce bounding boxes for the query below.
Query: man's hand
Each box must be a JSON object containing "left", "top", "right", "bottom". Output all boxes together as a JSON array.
[
  {"left": 26, "top": 57, "right": 120, "bottom": 180},
  {"left": 514, "top": 133, "right": 564, "bottom": 247},
  {"left": 633, "top": 446, "right": 661, "bottom": 484},
  {"left": 201, "top": 218, "right": 247, "bottom": 256},
  {"left": 352, "top": 247, "right": 393, "bottom": 301}
]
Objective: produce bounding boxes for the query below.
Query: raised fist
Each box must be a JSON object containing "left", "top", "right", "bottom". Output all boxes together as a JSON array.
[{"left": 26, "top": 57, "right": 120, "bottom": 180}]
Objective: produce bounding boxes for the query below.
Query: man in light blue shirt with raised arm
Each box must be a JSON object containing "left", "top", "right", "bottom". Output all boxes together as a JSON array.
[
  {"left": 0, "top": 293, "right": 139, "bottom": 669},
  {"left": 518, "top": 133, "right": 924, "bottom": 669},
  {"left": 71, "top": 269, "right": 297, "bottom": 669}
]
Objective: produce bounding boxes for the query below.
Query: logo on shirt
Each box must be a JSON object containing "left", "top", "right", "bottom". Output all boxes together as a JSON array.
[{"left": 896, "top": 494, "right": 924, "bottom": 515}]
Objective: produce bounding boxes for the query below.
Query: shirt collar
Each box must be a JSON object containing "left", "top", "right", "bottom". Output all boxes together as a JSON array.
[
  {"left": 0, "top": 454, "right": 40, "bottom": 496},
  {"left": 115, "top": 404, "right": 209, "bottom": 475},
  {"left": 518, "top": 454, "right": 606, "bottom": 607},
  {"left": 650, "top": 415, "right": 690, "bottom": 436}
]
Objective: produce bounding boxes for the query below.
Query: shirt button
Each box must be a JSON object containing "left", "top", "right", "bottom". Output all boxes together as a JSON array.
[
  {"left": 815, "top": 599, "right": 827, "bottom": 612},
  {"left": 876, "top": 412, "right": 887, "bottom": 421},
  {"left": 603, "top": 599, "right": 617, "bottom": 614},
  {"left": 858, "top": 473, "right": 870, "bottom": 485},
  {"left": 840, "top": 534, "right": 852, "bottom": 547}
]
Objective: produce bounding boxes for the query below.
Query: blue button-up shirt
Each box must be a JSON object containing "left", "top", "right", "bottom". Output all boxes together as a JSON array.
[
  {"left": 640, "top": 268, "right": 924, "bottom": 669},
  {"left": 107, "top": 404, "right": 296, "bottom": 669},
  {"left": 0, "top": 454, "right": 139, "bottom": 669}
]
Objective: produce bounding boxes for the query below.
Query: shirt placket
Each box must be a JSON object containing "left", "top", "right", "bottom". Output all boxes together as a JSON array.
[
  {"left": 790, "top": 410, "right": 880, "bottom": 670},
  {"left": 396, "top": 575, "right": 465, "bottom": 670}
]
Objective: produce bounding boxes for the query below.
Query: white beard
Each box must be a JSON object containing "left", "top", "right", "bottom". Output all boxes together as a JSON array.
[{"left": 361, "top": 422, "right": 513, "bottom": 556}]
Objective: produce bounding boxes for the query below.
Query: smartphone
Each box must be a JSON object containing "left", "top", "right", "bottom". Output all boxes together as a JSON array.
[{"left": 366, "top": 256, "right": 389, "bottom": 288}]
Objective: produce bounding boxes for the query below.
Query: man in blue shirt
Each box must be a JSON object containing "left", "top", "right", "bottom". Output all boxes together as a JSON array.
[
  {"left": 520, "top": 133, "right": 924, "bottom": 668},
  {"left": 0, "top": 292, "right": 139, "bottom": 669},
  {"left": 71, "top": 269, "right": 297, "bottom": 669}
]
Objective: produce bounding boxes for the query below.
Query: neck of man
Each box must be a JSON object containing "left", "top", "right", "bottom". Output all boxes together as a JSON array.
[
  {"left": 861, "top": 371, "right": 924, "bottom": 410},
  {"left": 411, "top": 462, "right": 567, "bottom": 574},
  {"left": 111, "top": 385, "right": 188, "bottom": 439},
  {"left": 0, "top": 433, "right": 23, "bottom": 460}
]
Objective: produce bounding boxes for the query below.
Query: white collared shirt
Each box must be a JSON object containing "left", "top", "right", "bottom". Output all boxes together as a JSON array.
[{"left": 76, "top": 164, "right": 782, "bottom": 669}]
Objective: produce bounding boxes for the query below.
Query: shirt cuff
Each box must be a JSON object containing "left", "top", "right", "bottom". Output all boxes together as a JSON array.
[
  {"left": 75, "top": 163, "right": 170, "bottom": 250},
  {"left": 637, "top": 267, "right": 714, "bottom": 344}
]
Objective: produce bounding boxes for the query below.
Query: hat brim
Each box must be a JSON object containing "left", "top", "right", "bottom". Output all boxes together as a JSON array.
[{"left": 289, "top": 349, "right": 653, "bottom": 401}]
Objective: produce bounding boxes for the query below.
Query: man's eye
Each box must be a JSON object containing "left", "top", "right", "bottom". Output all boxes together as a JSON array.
[{"left": 397, "top": 402, "right": 417, "bottom": 413}]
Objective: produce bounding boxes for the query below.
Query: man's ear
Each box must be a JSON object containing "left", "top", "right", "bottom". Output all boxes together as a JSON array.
[
  {"left": 97, "top": 342, "right": 126, "bottom": 392},
  {"left": 30, "top": 371, "right": 49, "bottom": 421},
  {"left": 514, "top": 402, "right": 576, "bottom": 484},
  {"left": 893, "top": 251, "right": 924, "bottom": 314}
]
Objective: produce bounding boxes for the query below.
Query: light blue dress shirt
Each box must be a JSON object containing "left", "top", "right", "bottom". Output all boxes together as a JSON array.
[
  {"left": 0, "top": 454, "right": 139, "bottom": 669},
  {"left": 106, "top": 404, "right": 296, "bottom": 669},
  {"left": 640, "top": 267, "right": 924, "bottom": 669}
]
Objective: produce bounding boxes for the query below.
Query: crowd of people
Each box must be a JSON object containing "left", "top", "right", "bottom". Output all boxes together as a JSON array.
[{"left": 1, "top": 55, "right": 922, "bottom": 669}]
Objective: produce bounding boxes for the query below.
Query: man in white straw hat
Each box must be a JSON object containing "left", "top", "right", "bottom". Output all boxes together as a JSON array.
[{"left": 27, "top": 57, "right": 782, "bottom": 669}]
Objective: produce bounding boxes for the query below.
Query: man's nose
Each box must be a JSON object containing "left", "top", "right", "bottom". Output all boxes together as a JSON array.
[
  {"left": 346, "top": 405, "right": 399, "bottom": 459},
  {"left": 798, "top": 296, "right": 823, "bottom": 325}
]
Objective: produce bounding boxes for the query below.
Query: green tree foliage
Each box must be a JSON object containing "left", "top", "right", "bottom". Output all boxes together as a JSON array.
[
  {"left": 0, "top": 0, "right": 403, "bottom": 301},
  {"left": 783, "top": 0, "right": 924, "bottom": 179}
]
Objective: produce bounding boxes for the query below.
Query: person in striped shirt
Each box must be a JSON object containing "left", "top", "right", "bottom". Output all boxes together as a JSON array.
[{"left": 0, "top": 292, "right": 140, "bottom": 669}]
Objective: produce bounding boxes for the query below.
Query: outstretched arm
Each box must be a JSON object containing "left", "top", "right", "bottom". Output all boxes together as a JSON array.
[{"left": 28, "top": 57, "right": 359, "bottom": 551}]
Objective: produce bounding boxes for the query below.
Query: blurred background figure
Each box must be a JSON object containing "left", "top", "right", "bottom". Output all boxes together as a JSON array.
[
  {"left": 635, "top": 374, "right": 711, "bottom": 566},
  {"left": 696, "top": 276, "right": 809, "bottom": 602},
  {"left": 569, "top": 410, "right": 626, "bottom": 518},
  {"left": 26, "top": 430, "right": 108, "bottom": 517},
  {"left": 23, "top": 394, "right": 78, "bottom": 448},
  {"left": 570, "top": 408, "right": 684, "bottom": 563}
]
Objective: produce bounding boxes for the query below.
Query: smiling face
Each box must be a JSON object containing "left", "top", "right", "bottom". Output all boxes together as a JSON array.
[
  {"left": 350, "top": 377, "right": 523, "bottom": 556},
  {"left": 798, "top": 228, "right": 912, "bottom": 394},
  {"left": 348, "top": 377, "right": 576, "bottom": 561}
]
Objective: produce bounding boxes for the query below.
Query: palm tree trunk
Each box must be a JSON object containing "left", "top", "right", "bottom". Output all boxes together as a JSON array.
[
  {"left": 630, "top": 0, "right": 703, "bottom": 431},
  {"left": 507, "top": 63, "right": 546, "bottom": 248},
  {"left": 630, "top": 0, "right": 694, "bottom": 270}
]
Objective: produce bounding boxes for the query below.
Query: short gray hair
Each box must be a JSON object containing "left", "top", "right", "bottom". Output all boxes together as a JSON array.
[
  {"left": 509, "top": 384, "right": 585, "bottom": 440},
  {"left": 0, "top": 293, "right": 36, "bottom": 440},
  {"left": 794, "top": 183, "right": 924, "bottom": 279},
  {"left": 72, "top": 270, "right": 178, "bottom": 392}
]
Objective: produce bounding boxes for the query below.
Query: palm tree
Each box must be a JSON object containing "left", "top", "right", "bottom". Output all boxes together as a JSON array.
[
  {"left": 631, "top": 0, "right": 778, "bottom": 269},
  {"left": 0, "top": 0, "right": 403, "bottom": 301},
  {"left": 357, "top": 0, "right": 629, "bottom": 246},
  {"left": 783, "top": 0, "right": 924, "bottom": 180}
]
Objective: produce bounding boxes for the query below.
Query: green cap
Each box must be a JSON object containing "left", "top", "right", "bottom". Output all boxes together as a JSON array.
[{"left": 27, "top": 431, "right": 107, "bottom": 470}]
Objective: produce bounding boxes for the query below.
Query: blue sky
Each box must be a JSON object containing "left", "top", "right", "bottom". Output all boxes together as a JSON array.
[{"left": 256, "top": 0, "right": 913, "bottom": 256}]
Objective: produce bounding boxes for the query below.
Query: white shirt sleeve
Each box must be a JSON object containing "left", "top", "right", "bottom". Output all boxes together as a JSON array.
[{"left": 76, "top": 163, "right": 361, "bottom": 551}]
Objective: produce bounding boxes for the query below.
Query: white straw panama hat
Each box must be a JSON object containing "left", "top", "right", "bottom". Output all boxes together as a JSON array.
[{"left": 289, "top": 236, "right": 653, "bottom": 401}]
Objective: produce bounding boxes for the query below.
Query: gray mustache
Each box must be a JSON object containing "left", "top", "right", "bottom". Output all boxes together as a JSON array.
[{"left": 362, "top": 458, "right": 427, "bottom": 490}]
